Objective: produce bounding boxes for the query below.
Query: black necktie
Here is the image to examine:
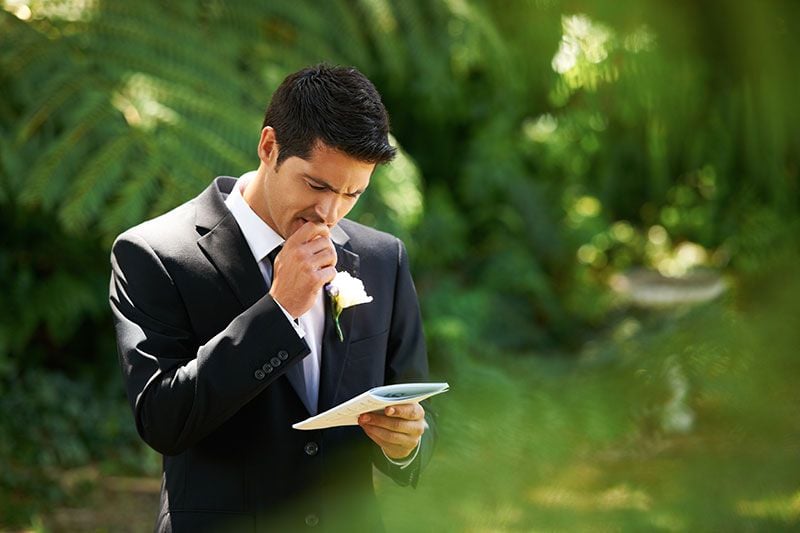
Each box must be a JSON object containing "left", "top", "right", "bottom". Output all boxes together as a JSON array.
[{"left": 266, "top": 245, "right": 282, "bottom": 288}]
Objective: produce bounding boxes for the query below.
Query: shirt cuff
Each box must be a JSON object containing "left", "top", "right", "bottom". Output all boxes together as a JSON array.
[
  {"left": 274, "top": 300, "right": 306, "bottom": 339},
  {"left": 383, "top": 442, "right": 420, "bottom": 469}
]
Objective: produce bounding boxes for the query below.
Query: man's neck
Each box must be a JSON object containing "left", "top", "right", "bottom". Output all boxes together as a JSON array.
[{"left": 242, "top": 166, "right": 281, "bottom": 237}]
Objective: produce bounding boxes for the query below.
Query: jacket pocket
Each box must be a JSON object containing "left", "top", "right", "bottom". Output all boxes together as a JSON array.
[{"left": 347, "top": 328, "right": 389, "bottom": 362}]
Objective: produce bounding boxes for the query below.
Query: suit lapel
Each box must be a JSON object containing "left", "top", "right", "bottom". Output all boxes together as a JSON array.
[
  {"left": 284, "top": 362, "right": 312, "bottom": 415},
  {"left": 318, "top": 232, "right": 360, "bottom": 413},
  {"left": 195, "top": 178, "right": 267, "bottom": 309}
]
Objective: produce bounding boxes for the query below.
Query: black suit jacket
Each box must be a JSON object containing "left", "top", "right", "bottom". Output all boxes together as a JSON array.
[{"left": 109, "top": 177, "right": 436, "bottom": 532}]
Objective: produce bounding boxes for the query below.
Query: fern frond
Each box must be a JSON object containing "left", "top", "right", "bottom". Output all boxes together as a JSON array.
[
  {"left": 92, "top": 7, "right": 264, "bottom": 97},
  {"left": 59, "top": 133, "right": 134, "bottom": 233},
  {"left": 20, "top": 94, "right": 120, "bottom": 211},
  {"left": 100, "top": 150, "right": 162, "bottom": 240},
  {"left": 15, "top": 72, "right": 104, "bottom": 143}
]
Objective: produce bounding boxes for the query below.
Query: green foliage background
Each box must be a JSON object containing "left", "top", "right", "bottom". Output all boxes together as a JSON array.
[{"left": 1, "top": 0, "right": 798, "bottom": 529}]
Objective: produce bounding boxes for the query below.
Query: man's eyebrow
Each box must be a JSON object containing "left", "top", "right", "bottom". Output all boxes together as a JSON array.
[{"left": 302, "top": 173, "right": 365, "bottom": 195}]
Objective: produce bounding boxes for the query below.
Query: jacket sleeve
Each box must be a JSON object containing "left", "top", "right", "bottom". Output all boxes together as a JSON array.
[
  {"left": 109, "top": 231, "right": 310, "bottom": 456},
  {"left": 371, "top": 238, "right": 438, "bottom": 487}
]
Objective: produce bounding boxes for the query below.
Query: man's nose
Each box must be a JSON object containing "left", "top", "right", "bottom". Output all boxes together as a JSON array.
[{"left": 316, "top": 195, "right": 341, "bottom": 226}]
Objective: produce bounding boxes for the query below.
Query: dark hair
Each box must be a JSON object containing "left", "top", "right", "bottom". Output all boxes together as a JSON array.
[{"left": 262, "top": 64, "right": 397, "bottom": 168}]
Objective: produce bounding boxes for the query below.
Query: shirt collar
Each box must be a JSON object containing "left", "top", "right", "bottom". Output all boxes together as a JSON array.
[{"left": 224, "top": 170, "right": 284, "bottom": 263}]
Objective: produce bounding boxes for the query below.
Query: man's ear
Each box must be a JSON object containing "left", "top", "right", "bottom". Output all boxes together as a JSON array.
[{"left": 257, "top": 126, "right": 279, "bottom": 166}]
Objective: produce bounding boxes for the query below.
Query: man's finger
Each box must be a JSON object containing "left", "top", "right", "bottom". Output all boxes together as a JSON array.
[
  {"left": 360, "top": 413, "right": 404, "bottom": 432},
  {"left": 360, "top": 413, "right": 425, "bottom": 437},
  {"left": 306, "top": 236, "right": 336, "bottom": 257},
  {"left": 287, "top": 221, "right": 330, "bottom": 245},
  {"left": 384, "top": 403, "right": 424, "bottom": 420},
  {"left": 308, "top": 247, "right": 336, "bottom": 270},
  {"left": 316, "top": 265, "right": 337, "bottom": 284},
  {"left": 361, "top": 423, "right": 416, "bottom": 448}
]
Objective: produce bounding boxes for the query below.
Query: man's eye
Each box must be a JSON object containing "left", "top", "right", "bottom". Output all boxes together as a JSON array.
[{"left": 308, "top": 183, "right": 326, "bottom": 191}]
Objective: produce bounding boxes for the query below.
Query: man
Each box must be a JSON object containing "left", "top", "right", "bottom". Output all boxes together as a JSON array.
[{"left": 109, "top": 64, "right": 436, "bottom": 532}]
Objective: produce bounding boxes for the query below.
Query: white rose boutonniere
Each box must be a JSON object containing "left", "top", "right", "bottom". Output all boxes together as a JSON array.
[{"left": 325, "top": 271, "right": 373, "bottom": 341}]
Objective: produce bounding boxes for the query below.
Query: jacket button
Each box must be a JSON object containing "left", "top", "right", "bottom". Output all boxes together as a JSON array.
[
  {"left": 278, "top": 350, "right": 289, "bottom": 360},
  {"left": 262, "top": 363, "right": 273, "bottom": 374},
  {"left": 254, "top": 369, "right": 265, "bottom": 380},
  {"left": 270, "top": 356, "right": 281, "bottom": 367},
  {"left": 304, "top": 513, "right": 319, "bottom": 527},
  {"left": 304, "top": 441, "right": 319, "bottom": 456}
]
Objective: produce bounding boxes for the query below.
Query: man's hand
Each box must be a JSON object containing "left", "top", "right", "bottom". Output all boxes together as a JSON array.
[
  {"left": 270, "top": 221, "right": 337, "bottom": 318},
  {"left": 358, "top": 403, "right": 427, "bottom": 460}
]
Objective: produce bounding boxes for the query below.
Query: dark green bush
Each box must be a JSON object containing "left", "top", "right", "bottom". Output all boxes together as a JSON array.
[{"left": 0, "top": 368, "right": 157, "bottom": 525}]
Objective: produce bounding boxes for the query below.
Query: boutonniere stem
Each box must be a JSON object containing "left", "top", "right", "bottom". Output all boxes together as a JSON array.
[{"left": 325, "top": 271, "right": 373, "bottom": 342}]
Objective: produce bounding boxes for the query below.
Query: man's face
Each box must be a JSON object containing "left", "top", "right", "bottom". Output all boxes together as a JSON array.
[{"left": 251, "top": 128, "right": 374, "bottom": 239}]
